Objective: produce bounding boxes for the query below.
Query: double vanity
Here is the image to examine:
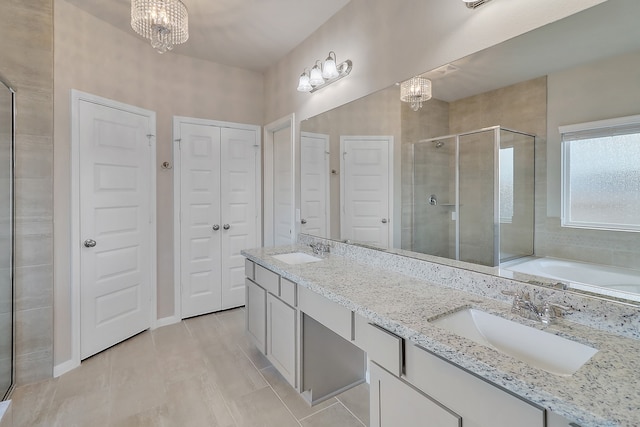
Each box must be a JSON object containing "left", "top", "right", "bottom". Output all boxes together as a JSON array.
[{"left": 242, "top": 237, "right": 640, "bottom": 427}]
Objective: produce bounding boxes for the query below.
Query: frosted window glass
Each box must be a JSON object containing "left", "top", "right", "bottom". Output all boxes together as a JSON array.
[
  {"left": 564, "top": 133, "right": 640, "bottom": 231},
  {"left": 500, "top": 147, "right": 514, "bottom": 223}
]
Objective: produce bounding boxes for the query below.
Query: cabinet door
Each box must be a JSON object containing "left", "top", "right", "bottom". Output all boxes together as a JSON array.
[
  {"left": 405, "top": 344, "right": 545, "bottom": 427},
  {"left": 267, "top": 294, "right": 297, "bottom": 387},
  {"left": 220, "top": 127, "right": 260, "bottom": 309},
  {"left": 246, "top": 279, "right": 266, "bottom": 354},
  {"left": 370, "top": 362, "right": 461, "bottom": 427}
]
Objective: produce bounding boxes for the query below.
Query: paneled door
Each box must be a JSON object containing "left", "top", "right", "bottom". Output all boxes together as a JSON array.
[
  {"left": 76, "top": 94, "right": 155, "bottom": 360},
  {"left": 176, "top": 118, "right": 260, "bottom": 318},
  {"left": 178, "top": 123, "right": 222, "bottom": 317},
  {"left": 300, "top": 132, "right": 330, "bottom": 238},
  {"left": 340, "top": 136, "right": 393, "bottom": 249}
]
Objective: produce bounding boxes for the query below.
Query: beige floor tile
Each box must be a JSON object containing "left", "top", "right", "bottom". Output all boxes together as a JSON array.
[
  {"left": 261, "top": 365, "right": 336, "bottom": 420},
  {"left": 300, "top": 402, "right": 365, "bottom": 427},
  {"left": 201, "top": 343, "right": 267, "bottom": 401},
  {"left": 10, "top": 378, "right": 57, "bottom": 427},
  {"left": 8, "top": 308, "right": 371, "bottom": 427},
  {"left": 336, "top": 382, "right": 370, "bottom": 426},
  {"left": 163, "top": 373, "right": 236, "bottom": 427},
  {"left": 226, "top": 386, "right": 300, "bottom": 427},
  {"left": 45, "top": 388, "right": 111, "bottom": 427}
]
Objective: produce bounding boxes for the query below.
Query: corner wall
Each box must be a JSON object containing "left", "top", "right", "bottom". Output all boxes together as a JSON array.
[{"left": 0, "top": 0, "right": 54, "bottom": 384}]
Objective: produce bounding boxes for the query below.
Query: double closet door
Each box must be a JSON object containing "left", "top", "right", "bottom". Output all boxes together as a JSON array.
[{"left": 175, "top": 118, "right": 261, "bottom": 318}]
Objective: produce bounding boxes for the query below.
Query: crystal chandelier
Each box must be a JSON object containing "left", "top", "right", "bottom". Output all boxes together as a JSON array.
[
  {"left": 131, "top": 0, "right": 189, "bottom": 54},
  {"left": 400, "top": 77, "right": 432, "bottom": 111}
]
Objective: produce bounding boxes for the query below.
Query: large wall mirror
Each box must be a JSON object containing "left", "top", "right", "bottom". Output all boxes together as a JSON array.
[
  {"left": 299, "top": 0, "right": 640, "bottom": 306},
  {"left": 0, "top": 75, "right": 15, "bottom": 398}
]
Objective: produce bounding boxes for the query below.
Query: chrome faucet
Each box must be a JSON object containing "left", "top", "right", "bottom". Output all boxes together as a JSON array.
[
  {"left": 502, "top": 290, "right": 571, "bottom": 325},
  {"left": 309, "top": 242, "right": 330, "bottom": 255}
]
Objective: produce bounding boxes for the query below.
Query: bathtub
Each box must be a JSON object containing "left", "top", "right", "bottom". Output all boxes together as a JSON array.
[{"left": 501, "top": 257, "right": 640, "bottom": 302}]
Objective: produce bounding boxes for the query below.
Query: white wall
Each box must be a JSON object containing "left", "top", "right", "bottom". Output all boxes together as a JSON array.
[{"left": 53, "top": 0, "right": 263, "bottom": 367}]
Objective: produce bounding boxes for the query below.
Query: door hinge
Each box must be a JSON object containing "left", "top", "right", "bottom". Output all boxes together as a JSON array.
[
  {"left": 146, "top": 134, "right": 155, "bottom": 147},
  {"left": 175, "top": 138, "right": 182, "bottom": 149}
]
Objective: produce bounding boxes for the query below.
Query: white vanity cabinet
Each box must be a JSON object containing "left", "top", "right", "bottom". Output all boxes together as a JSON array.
[
  {"left": 266, "top": 293, "right": 297, "bottom": 386},
  {"left": 245, "top": 260, "right": 298, "bottom": 387},
  {"left": 370, "top": 362, "right": 461, "bottom": 427},
  {"left": 404, "top": 343, "right": 545, "bottom": 427}
]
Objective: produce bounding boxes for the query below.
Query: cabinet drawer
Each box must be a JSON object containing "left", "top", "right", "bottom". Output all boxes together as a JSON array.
[
  {"left": 255, "top": 264, "right": 280, "bottom": 295},
  {"left": 280, "top": 278, "right": 297, "bottom": 307},
  {"left": 244, "top": 259, "right": 255, "bottom": 280},
  {"left": 298, "top": 286, "right": 352, "bottom": 341},
  {"left": 405, "top": 344, "right": 544, "bottom": 427},
  {"left": 354, "top": 314, "right": 403, "bottom": 376}
]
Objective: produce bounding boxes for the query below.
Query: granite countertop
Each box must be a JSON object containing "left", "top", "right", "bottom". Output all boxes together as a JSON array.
[{"left": 242, "top": 245, "right": 640, "bottom": 427}]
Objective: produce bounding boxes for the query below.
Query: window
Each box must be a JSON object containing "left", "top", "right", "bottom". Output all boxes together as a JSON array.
[
  {"left": 561, "top": 115, "right": 640, "bottom": 232},
  {"left": 499, "top": 147, "right": 514, "bottom": 223}
]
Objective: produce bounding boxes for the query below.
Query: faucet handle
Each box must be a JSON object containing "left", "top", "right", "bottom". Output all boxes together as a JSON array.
[{"left": 540, "top": 301, "right": 572, "bottom": 324}]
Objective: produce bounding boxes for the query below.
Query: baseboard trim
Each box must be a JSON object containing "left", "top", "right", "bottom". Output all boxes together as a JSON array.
[
  {"left": 53, "top": 359, "right": 80, "bottom": 378},
  {"left": 155, "top": 315, "right": 181, "bottom": 329}
]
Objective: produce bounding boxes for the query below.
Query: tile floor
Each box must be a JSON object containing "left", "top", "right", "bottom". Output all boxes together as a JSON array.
[{"left": 9, "top": 308, "right": 369, "bottom": 427}]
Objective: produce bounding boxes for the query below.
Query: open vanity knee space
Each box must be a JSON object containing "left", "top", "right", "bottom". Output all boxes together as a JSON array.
[{"left": 243, "top": 241, "right": 640, "bottom": 427}]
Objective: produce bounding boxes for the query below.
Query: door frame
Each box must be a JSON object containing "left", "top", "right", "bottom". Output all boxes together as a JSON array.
[
  {"left": 300, "top": 131, "right": 331, "bottom": 238},
  {"left": 263, "top": 114, "right": 296, "bottom": 246},
  {"left": 69, "top": 90, "right": 157, "bottom": 372},
  {"left": 172, "top": 116, "right": 262, "bottom": 320},
  {"left": 340, "top": 135, "right": 394, "bottom": 248}
]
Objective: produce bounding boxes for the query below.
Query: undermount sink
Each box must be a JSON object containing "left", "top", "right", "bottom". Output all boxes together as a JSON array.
[
  {"left": 272, "top": 252, "right": 323, "bottom": 265},
  {"left": 431, "top": 308, "right": 598, "bottom": 376}
]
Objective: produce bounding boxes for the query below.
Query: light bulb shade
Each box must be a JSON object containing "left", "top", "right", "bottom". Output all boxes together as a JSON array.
[
  {"left": 309, "top": 65, "right": 325, "bottom": 86},
  {"left": 400, "top": 77, "right": 432, "bottom": 111},
  {"left": 132, "top": 0, "right": 189, "bottom": 53},
  {"left": 322, "top": 52, "right": 339, "bottom": 79},
  {"left": 297, "top": 73, "right": 312, "bottom": 92}
]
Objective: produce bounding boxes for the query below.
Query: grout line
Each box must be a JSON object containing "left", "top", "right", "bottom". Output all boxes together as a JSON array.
[
  {"left": 238, "top": 345, "right": 303, "bottom": 426},
  {"left": 336, "top": 398, "right": 367, "bottom": 427},
  {"left": 297, "top": 401, "right": 341, "bottom": 423}
]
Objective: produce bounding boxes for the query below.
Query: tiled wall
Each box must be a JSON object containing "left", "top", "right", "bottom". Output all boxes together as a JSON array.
[{"left": 0, "top": 0, "right": 54, "bottom": 384}]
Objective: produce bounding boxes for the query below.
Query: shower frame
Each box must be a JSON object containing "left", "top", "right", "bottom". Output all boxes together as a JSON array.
[{"left": 412, "top": 125, "right": 535, "bottom": 267}]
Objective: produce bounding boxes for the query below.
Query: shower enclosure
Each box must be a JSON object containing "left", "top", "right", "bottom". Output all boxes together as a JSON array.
[
  {"left": 0, "top": 75, "right": 14, "bottom": 399},
  {"left": 411, "top": 126, "right": 535, "bottom": 267}
]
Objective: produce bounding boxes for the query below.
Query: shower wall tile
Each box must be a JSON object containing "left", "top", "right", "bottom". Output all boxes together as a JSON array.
[{"left": 1, "top": 0, "right": 54, "bottom": 386}]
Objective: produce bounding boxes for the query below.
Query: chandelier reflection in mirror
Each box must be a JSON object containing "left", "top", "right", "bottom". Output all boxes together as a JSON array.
[
  {"left": 297, "top": 51, "right": 353, "bottom": 93},
  {"left": 131, "top": 0, "right": 189, "bottom": 54},
  {"left": 400, "top": 76, "right": 432, "bottom": 111}
]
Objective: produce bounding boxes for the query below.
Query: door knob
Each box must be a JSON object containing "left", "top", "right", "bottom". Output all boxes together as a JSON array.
[
  {"left": 84, "top": 239, "right": 97, "bottom": 248},
  {"left": 381, "top": 218, "right": 388, "bottom": 224},
  {"left": 223, "top": 224, "right": 230, "bottom": 230},
  {"left": 212, "top": 224, "right": 220, "bottom": 231},
  {"left": 301, "top": 219, "right": 307, "bottom": 224}
]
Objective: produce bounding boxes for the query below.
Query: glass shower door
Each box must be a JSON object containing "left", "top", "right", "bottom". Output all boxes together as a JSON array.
[
  {"left": 0, "top": 79, "right": 14, "bottom": 399},
  {"left": 458, "top": 129, "right": 498, "bottom": 266},
  {"left": 412, "top": 136, "right": 456, "bottom": 258}
]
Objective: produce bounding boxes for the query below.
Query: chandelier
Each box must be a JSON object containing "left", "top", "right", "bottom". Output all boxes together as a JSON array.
[
  {"left": 400, "top": 77, "right": 432, "bottom": 111},
  {"left": 131, "top": 0, "right": 189, "bottom": 54}
]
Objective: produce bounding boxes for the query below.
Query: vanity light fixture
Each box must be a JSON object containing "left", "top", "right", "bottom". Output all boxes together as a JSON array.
[
  {"left": 462, "top": 0, "right": 492, "bottom": 9},
  {"left": 297, "top": 51, "right": 353, "bottom": 93},
  {"left": 400, "top": 76, "right": 432, "bottom": 111},
  {"left": 131, "top": 0, "right": 189, "bottom": 54}
]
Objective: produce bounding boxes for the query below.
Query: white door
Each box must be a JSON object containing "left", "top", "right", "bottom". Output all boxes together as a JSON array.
[
  {"left": 220, "top": 127, "right": 259, "bottom": 309},
  {"left": 340, "top": 136, "right": 393, "bottom": 248},
  {"left": 273, "top": 127, "right": 294, "bottom": 245},
  {"left": 78, "top": 98, "right": 154, "bottom": 360},
  {"left": 176, "top": 118, "right": 260, "bottom": 318},
  {"left": 300, "top": 132, "right": 330, "bottom": 238},
  {"left": 179, "top": 123, "right": 222, "bottom": 317}
]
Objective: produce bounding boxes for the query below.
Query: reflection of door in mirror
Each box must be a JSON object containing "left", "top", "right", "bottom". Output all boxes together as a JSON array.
[
  {"left": 0, "top": 78, "right": 14, "bottom": 399},
  {"left": 340, "top": 136, "right": 393, "bottom": 249},
  {"left": 300, "top": 132, "right": 330, "bottom": 238}
]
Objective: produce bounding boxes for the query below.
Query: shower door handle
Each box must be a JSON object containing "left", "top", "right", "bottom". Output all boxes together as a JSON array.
[{"left": 381, "top": 218, "right": 388, "bottom": 224}]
